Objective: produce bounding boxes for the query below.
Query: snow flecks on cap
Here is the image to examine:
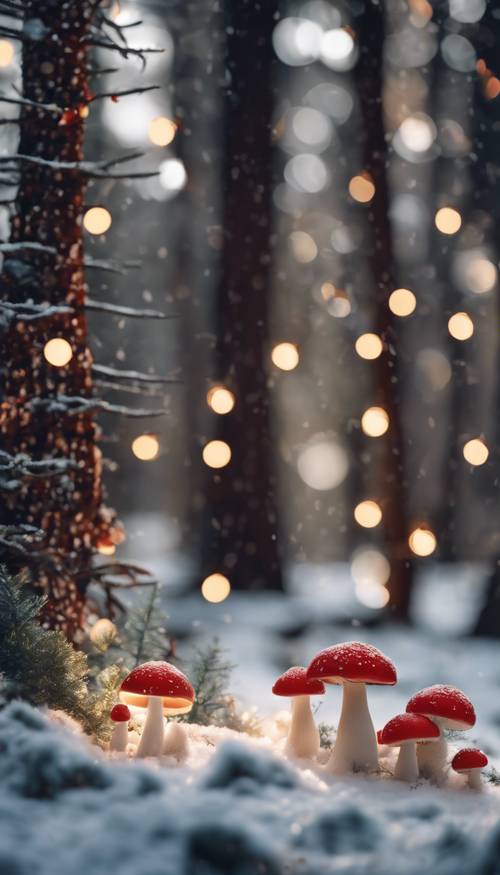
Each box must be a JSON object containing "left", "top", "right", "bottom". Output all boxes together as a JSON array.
[
  {"left": 120, "top": 661, "right": 195, "bottom": 702},
  {"left": 406, "top": 685, "right": 476, "bottom": 730},
  {"left": 110, "top": 704, "right": 130, "bottom": 723},
  {"left": 380, "top": 713, "right": 440, "bottom": 746},
  {"left": 306, "top": 641, "right": 397, "bottom": 686},
  {"left": 272, "top": 666, "right": 325, "bottom": 697},
  {"left": 452, "top": 748, "right": 488, "bottom": 773}
]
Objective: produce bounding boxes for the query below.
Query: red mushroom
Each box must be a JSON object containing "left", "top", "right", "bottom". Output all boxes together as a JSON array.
[
  {"left": 120, "top": 661, "right": 195, "bottom": 758},
  {"left": 110, "top": 704, "right": 131, "bottom": 753},
  {"left": 272, "top": 667, "right": 325, "bottom": 759},
  {"left": 380, "top": 714, "right": 440, "bottom": 783},
  {"left": 451, "top": 748, "right": 488, "bottom": 790},
  {"left": 307, "top": 641, "right": 397, "bottom": 773},
  {"left": 406, "top": 685, "right": 476, "bottom": 782}
]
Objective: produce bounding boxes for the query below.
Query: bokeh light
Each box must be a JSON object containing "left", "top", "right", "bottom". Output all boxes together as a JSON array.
[
  {"left": 43, "top": 338, "right": 73, "bottom": 367},
  {"left": 435, "top": 207, "right": 461, "bottom": 234},
  {"left": 148, "top": 116, "right": 177, "bottom": 146},
  {"left": 320, "top": 28, "right": 356, "bottom": 71},
  {"left": 349, "top": 174, "right": 375, "bottom": 203},
  {"left": 354, "top": 500, "right": 382, "bottom": 528},
  {"left": 203, "top": 440, "right": 232, "bottom": 468},
  {"left": 131, "top": 434, "right": 160, "bottom": 461},
  {"left": 321, "top": 283, "right": 352, "bottom": 317},
  {"left": 0, "top": 40, "right": 14, "bottom": 67},
  {"left": 463, "top": 438, "right": 489, "bottom": 466},
  {"left": 388, "top": 288, "right": 416, "bottom": 317},
  {"left": 289, "top": 230, "right": 318, "bottom": 263},
  {"left": 448, "top": 312, "right": 474, "bottom": 341},
  {"left": 271, "top": 342, "right": 299, "bottom": 371},
  {"left": 207, "top": 386, "right": 235, "bottom": 415},
  {"left": 464, "top": 255, "right": 496, "bottom": 294},
  {"left": 159, "top": 159, "right": 187, "bottom": 195},
  {"left": 201, "top": 573, "right": 231, "bottom": 603},
  {"left": 408, "top": 527, "right": 437, "bottom": 557},
  {"left": 83, "top": 206, "right": 112, "bottom": 235},
  {"left": 297, "top": 440, "right": 349, "bottom": 491},
  {"left": 361, "top": 406, "right": 389, "bottom": 437},
  {"left": 272, "top": 18, "right": 322, "bottom": 67},
  {"left": 355, "top": 333, "right": 383, "bottom": 360}
]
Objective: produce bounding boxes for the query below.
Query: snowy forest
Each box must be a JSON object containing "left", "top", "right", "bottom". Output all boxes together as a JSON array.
[{"left": 1, "top": 1, "right": 500, "bottom": 873}]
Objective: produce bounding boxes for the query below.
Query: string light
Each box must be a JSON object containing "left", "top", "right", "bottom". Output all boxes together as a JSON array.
[
  {"left": 355, "top": 333, "right": 383, "bottom": 360},
  {"left": 388, "top": 288, "right": 416, "bottom": 317},
  {"left": 361, "top": 406, "right": 389, "bottom": 437},
  {"left": 83, "top": 206, "right": 112, "bottom": 235},
  {"left": 354, "top": 500, "right": 382, "bottom": 528},
  {"left": 448, "top": 312, "right": 474, "bottom": 341},
  {"left": 201, "top": 573, "right": 231, "bottom": 603},
  {"left": 435, "top": 207, "right": 461, "bottom": 234},
  {"left": 0, "top": 40, "right": 14, "bottom": 67},
  {"left": 408, "top": 527, "right": 437, "bottom": 557},
  {"left": 148, "top": 116, "right": 177, "bottom": 146},
  {"left": 96, "top": 539, "right": 116, "bottom": 556},
  {"left": 271, "top": 342, "right": 299, "bottom": 371},
  {"left": 131, "top": 434, "right": 160, "bottom": 461},
  {"left": 202, "top": 440, "right": 231, "bottom": 468},
  {"left": 348, "top": 174, "right": 375, "bottom": 203},
  {"left": 43, "top": 338, "right": 73, "bottom": 367},
  {"left": 463, "top": 438, "right": 489, "bottom": 466},
  {"left": 207, "top": 386, "right": 235, "bottom": 415}
]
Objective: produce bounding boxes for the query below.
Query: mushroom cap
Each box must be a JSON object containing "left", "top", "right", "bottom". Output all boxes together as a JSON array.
[
  {"left": 380, "top": 713, "right": 440, "bottom": 747},
  {"left": 119, "top": 661, "right": 195, "bottom": 714},
  {"left": 306, "top": 641, "right": 397, "bottom": 686},
  {"left": 406, "top": 685, "right": 476, "bottom": 731},
  {"left": 452, "top": 748, "right": 488, "bottom": 773},
  {"left": 272, "top": 666, "right": 325, "bottom": 697},
  {"left": 110, "top": 703, "right": 131, "bottom": 723}
]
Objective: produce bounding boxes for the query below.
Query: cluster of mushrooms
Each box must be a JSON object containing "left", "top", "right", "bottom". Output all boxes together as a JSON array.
[
  {"left": 273, "top": 641, "right": 488, "bottom": 789},
  {"left": 109, "top": 661, "right": 195, "bottom": 759}
]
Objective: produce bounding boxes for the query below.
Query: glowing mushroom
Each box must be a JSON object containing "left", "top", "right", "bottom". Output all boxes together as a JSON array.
[
  {"left": 119, "top": 661, "right": 195, "bottom": 758},
  {"left": 380, "top": 713, "right": 440, "bottom": 783},
  {"left": 272, "top": 667, "right": 325, "bottom": 759},
  {"left": 109, "top": 704, "right": 131, "bottom": 753},
  {"left": 451, "top": 748, "right": 488, "bottom": 790},
  {"left": 307, "top": 641, "right": 397, "bottom": 773},
  {"left": 406, "top": 685, "right": 476, "bottom": 782}
]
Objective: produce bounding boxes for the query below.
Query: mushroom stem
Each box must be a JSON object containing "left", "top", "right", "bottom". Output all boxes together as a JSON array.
[
  {"left": 110, "top": 722, "right": 128, "bottom": 753},
  {"left": 328, "top": 681, "right": 378, "bottom": 773},
  {"left": 136, "top": 695, "right": 164, "bottom": 758},
  {"left": 416, "top": 732, "right": 447, "bottom": 782},
  {"left": 285, "top": 696, "right": 320, "bottom": 759},
  {"left": 163, "top": 721, "right": 189, "bottom": 760},
  {"left": 394, "top": 742, "right": 418, "bottom": 783},
  {"left": 467, "top": 770, "right": 483, "bottom": 791}
]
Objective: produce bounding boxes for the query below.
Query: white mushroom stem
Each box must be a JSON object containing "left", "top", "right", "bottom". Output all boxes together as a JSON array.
[
  {"left": 416, "top": 732, "right": 447, "bottom": 783},
  {"left": 110, "top": 721, "right": 129, "bottom": 753},
  {"left": 394, "top": 742, "right": 418, "bottom": 783},
  {"left": 163, "top": 721, "right": 189, "bottom": 760},
  {"left": 328, "top": 681, "right": 378, "bottom": 773},
  {"left": 135, "top": 695, "right": 165, "bottom": 758},
  {"left": 285, "top": 696, "right": 320, "bottom": 759},
  {"left": 465, "top": 769, "right": 483, "bottom": 791}
]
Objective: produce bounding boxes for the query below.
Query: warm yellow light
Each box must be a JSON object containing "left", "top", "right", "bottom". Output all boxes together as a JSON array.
[
  {"left": 354, "top": 500, "right": 382, "bottom": 528},
  {"left": 207, "top": 386, "right": 235, "bottom": 415},
  {"left": 355, "top": 333, "right": 383, "bottom": 360},
  {"left": 97, "top": 542, "right": 116, "bottom": 556},
  {"left": 361, "top": 406, "right": 389, "bottom": 437},
  {"left": 271, "top": 342, "right": 299, "bottom": 371},
  {"left": 201, "top": 573, "right": 231, "bottom": 603},
  {"left": 448, "top": 311, "right": 474, "bottom": 341},
  {"left": 388, "top": 288, "right": 416, "bottom": 317},
  {"left": 463, "top": 438, "right": 489, "bottom": 466},
  {"left": 90, "top": 617, "right": 117, "bottom": 644},
  {"left": 43, "top": 338, "right": 73, "bottom": 367},
  {"left": 83, "top": 206, "right": 112, "bottom": 235},
  {"left": 408, "top": 527, "right": 437, "bottom": 557},
  {"left": 202, "top": 440, "right": 231, "bottom": 468},
  {"left": 435, "top": 207, "right": 461, "bottom": 235},
  {"left": 131, "top": 434, "right": 160, "bottom": 461},
  {"left": 0, "top": 40, "right": 14, "bottom": 67},
  {"left": 349, "top": 174, "right": 375, "bottom": 203},
  {"left": 148, "top": 116, "right": 177, "bottom": 147}
]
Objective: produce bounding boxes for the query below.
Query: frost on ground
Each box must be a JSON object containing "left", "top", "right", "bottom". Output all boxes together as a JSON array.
[{"left": 2, "top": 697, "right": 500, "bottom": 875}]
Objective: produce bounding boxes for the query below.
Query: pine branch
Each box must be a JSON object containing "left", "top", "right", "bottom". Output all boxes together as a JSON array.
[
  {"left": 0, "top": 241, "right": 57, "bottom": 255},
  {"left": 120, "top": 582, "right": 171, "bottom": 666},
  {"left": 29, "top": 396, "right": 168, "bottom": 418},
  {"left": 85, "top": 299, "right": 175, "bottom": 319},
  {"left": 84, "top": 256, "right": 141, "bottom": 274},
  {"left": 88, "top": 85, "right": 159, "bottom": 103},
  {"left": 92, "top": 363, "right": 181, "bottom": 385},
  {"left": 0, "top": 152, "right": 158, "bottom": 180}
]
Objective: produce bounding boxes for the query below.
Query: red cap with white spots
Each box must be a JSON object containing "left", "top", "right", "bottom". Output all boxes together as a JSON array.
[
  {"left": 381, "top": 713, "right": 440, "bottom": 746},
  {"left": 120, "top": 661, "right": 195, "bottom": 714},
  {"left": 452, "top": 748, "right": 488, "bottom": 773},
  {"left": 307, "top": 641, "right": 397, "bottom": 686},
  {"left": 110, "top": 704, "right": 130, "bottom": 723},
  {"left": 273, "top": 666, "right": 325, "bottom": 697},
  {"left": 406, "top": 685, "right": 475, "bottom": 730}
]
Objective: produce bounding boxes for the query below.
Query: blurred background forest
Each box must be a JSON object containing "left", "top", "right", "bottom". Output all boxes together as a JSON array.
[{"left": 2, "top": 0, "right": 500, "bottom": 634}]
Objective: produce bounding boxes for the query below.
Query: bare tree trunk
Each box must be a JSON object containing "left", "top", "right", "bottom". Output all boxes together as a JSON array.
[
  {"left": 353, "top": 1, "right": 414, "bottom": 620},
  {"left": 0, "top": 2, "right": 115, "bottom": 636}
]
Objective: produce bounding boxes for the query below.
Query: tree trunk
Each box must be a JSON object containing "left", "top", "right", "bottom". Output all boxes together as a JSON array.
[
  {"left": 199, "top": 0, "right": 283, "bottom": 590},
  {"left": 353, "top": 1, "right": 414, "bottom": 620},
  {"left": 0, "top": 2, "right": 115, "bottom": 636}
]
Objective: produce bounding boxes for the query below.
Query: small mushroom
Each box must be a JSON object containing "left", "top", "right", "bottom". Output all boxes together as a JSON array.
[
  {"left": 272, "top": 667, "right": 325, "bottom": 759},
  {"left": 406, "top": 685, "right": 476, "bottom": 782},
  {"left": 380, "top": 713, "right": 440, "bottom": 783},
  {"left": 452, "top": 748, "right": 488, "bottom": 790},
  {"left": 120, "top": 661, "right": 195, "bottom": 758},
  {"left": 109, "top": 704, "right": 131, "bottom": 753},
  {"left": 307, "top": 641, "right": 397, "bottom": 773},
  {"left": 163, "top": 720, "right": 190, "bottom": 760}
]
